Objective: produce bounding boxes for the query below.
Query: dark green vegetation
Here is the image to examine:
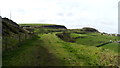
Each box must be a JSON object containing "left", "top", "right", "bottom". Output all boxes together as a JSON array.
[
  {"left": 2, "top": 18, "right": 120, "bottom": 67},
  {"left": 2, "top": 18, "right": 34, "bottom": 52},
  {"left": 19, "top": 24, "right": 67, "bottom": 29},
  {"left": 19, "top": 23, "right": 56, "bottom": 26}
]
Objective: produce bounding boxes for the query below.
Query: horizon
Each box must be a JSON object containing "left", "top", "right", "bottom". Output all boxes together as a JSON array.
[
  {"left": 1, "top": 17, "right": 118, "bottom": 34},
  {"left": 0, "top": 0, "right": 119, "bottom": 34}
]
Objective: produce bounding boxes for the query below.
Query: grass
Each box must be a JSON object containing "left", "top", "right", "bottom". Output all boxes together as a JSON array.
[
  {"left": 70, "top": 33, "right": 119, "bottom": 53},
  {"left": 2, "top": 26, "right": 119, "bottom": 66},
  {"left": 3, "top": 36, "right": 39, "bottom": 66},
  {"left": 70, "top": 33, "right": 87, "bottom": 37},
  {"left": 40, "top": 33, "right": 118, "bottom": 66},
  {"left": 3, "top": 34, "right": 67, "bottom": 66},
  {"left": 101, "top": 43, "right": 119, "bottom": 53},
  {"left": 72, "top": 34, "right": 117, "bottom": 46},
  {"left": 3, "top": 32, "right": 118, "bottom": 66}
]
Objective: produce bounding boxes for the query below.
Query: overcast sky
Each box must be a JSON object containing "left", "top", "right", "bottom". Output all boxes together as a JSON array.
[{"left": 0, "top": 0, "right": 119, "bottom": 34}]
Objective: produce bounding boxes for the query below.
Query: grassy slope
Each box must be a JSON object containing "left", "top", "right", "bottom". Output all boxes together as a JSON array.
[
  {"left": 102, "top": 43, "right": 119, "bottom": 53},
  {"left": 3, "top": 35, "right": 65, "bottom": 66},
  {"left": 3, "top": 33, "right": 118, "bottom": 66},
  {"left": 70, "top": 33, "right": 119, "bottom": 53}
]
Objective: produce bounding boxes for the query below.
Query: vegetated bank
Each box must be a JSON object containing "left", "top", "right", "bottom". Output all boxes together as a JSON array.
[
  {"left": 2, "top": 18, "right": 35, "bottom": 53},
  {"left": 56, "top": 27, "right": 120, "bottom": 53}
]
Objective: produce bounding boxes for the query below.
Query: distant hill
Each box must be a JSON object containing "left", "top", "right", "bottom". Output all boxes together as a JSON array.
[
  {"left": 82, "top": 27, "right": 99, "bottom": 32},
  {"left": 20, "top": 24, "right": 67, "bottom": 29}
]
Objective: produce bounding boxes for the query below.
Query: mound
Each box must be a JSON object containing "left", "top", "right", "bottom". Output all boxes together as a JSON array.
[{"left": 82, "top": 27, "right": 99, "bottom": 32}]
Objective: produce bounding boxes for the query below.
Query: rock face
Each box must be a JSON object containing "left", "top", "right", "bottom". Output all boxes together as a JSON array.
[
  {"left": 82, "top": 27, "right": 99, "bottom": 32},
  {"left": 41, "top": 25, "right": 67, "bottom": 29}
]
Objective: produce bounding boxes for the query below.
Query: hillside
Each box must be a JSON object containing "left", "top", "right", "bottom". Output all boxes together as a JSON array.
[
  {"left": 2, "top": 18, "right": 120, "bottom": 67},
  {"left": 20, "top": 24, "right": 67, "bottom": 29},
  {"left": 2, "top": 18, "right": 34, "bottom": 52},
  {"left": 2, "top": 18, "right": 27, "bottom": 36},
  {"left": 3, "top": 32, "right": 119, "bottom": 66}
]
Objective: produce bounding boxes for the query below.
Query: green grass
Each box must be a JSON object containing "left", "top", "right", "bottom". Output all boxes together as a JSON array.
[
  {"left": 3, "top": 26, "right": 119, "bottom": 66},
  {"left": 70, "top": 33, "right": 87, "bottom": 37},
  {"left": 71, "top": 33, "right": 117, "bottom": 44},
  {"left": 3, "top": 35, "right": 66, "bottom": 66},
  {"left": 70, "top": 32, "right": 119, "bottom": 53},
  {"left": 3, "top": 33, "right": 118, "bottom": 66},
  {"left": 101, "top": 43, "right": 119, "bottom": 53},
  {"left": 38, "top": 33, "right": 118, "bottom": 66}
]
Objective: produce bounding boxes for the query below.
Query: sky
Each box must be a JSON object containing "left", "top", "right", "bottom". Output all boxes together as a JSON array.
[{"left": 0, "top": 0, "right": 119, "bottom": 34}]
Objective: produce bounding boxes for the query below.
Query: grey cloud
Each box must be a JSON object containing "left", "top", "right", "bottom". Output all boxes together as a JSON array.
[
  {"left": 67, "top": 13, "right": 73, "bottom": 16},
  {"left": 57, "top": 13, "right": 64, "bottom": 16},
  {"left": 39, "top": 19, "right": 48, "bottom": 22},
  {"left": 57, "top": 12, "right": 73, "bottom": 16}
]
